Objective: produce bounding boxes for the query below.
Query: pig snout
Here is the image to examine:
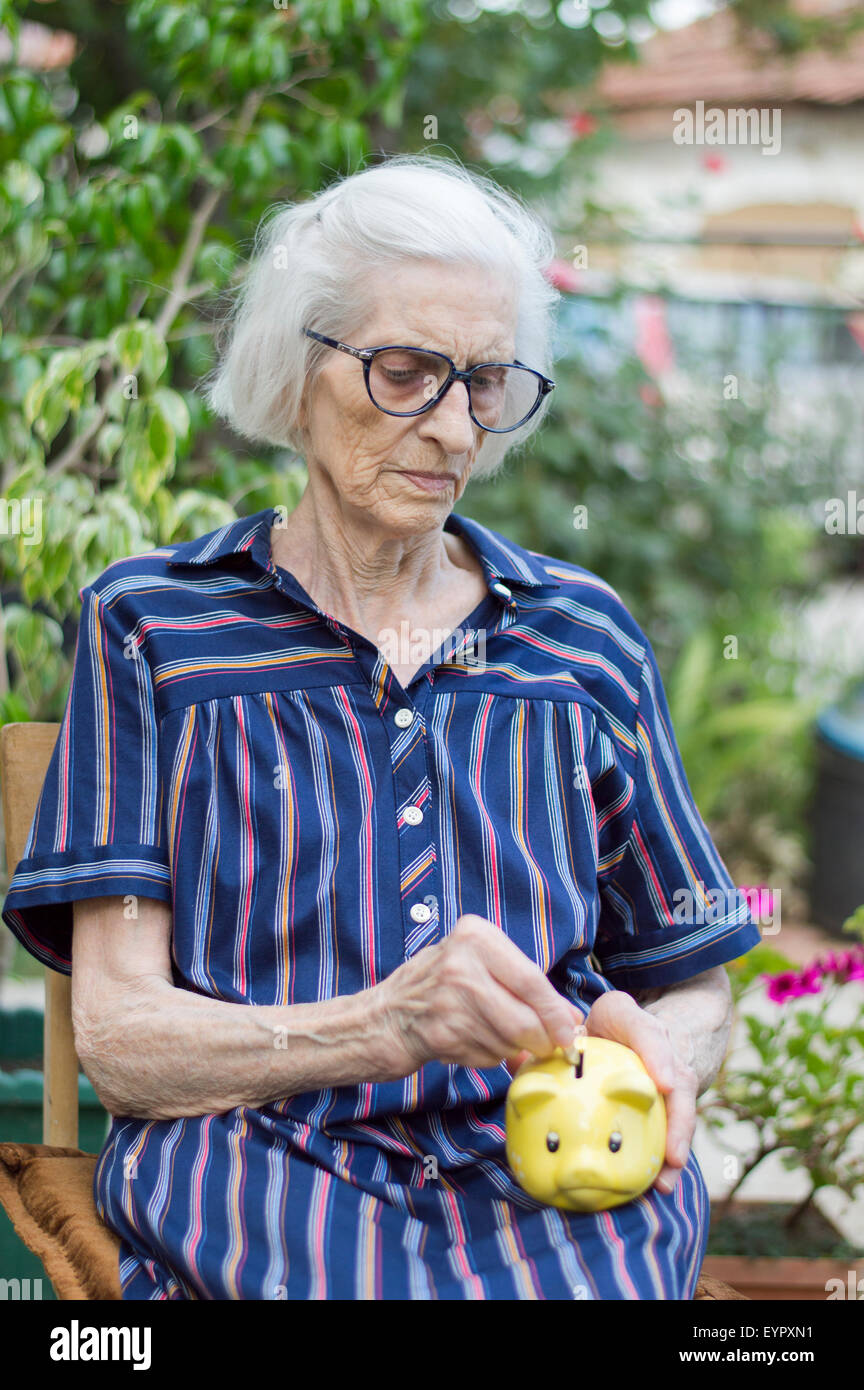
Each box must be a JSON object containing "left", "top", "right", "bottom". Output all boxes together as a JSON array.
[{"left": 556, "top": 1145, "right": 628, "bottom": 1194}]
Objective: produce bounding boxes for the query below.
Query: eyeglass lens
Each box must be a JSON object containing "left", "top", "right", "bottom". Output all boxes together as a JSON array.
[{"left": 368, "top": 348, "right": 541, "bottom": 431}]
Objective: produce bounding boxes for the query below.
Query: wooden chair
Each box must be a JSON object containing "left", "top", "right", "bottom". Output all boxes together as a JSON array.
[
  {"left": 0, "top": 721, "right": 747, "bottom": 1301},
  {"left": 0, "top": 722, "right": 123, "bottom": 1298}
]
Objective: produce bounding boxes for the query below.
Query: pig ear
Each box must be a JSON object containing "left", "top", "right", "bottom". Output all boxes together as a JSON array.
[
  {"left": 508, "top": 1073, "right": 561, "bottom": 1119},
  {"left": 602, "top": 1069, "right": 657, "bottom": 1112}
]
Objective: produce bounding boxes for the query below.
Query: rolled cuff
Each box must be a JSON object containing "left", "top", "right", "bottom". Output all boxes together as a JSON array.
[
  {"left": 595, "top": 914, "right": 762, "bottom": 991},
  {"left": 2, "top": 842, "right": 172, "bottom": 974}
]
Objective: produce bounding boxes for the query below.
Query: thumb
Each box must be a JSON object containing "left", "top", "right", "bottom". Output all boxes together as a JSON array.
[{"left": 504, "top": 1048, "right": 533, "bottom": 1076}]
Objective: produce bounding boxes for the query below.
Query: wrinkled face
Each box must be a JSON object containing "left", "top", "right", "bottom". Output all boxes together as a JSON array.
[
  {"left": 505, "top": 1039, "right": 667, "bottom": 1212},
  {"left": 298, "top": 258, "right": 518, "bottom": 534}
]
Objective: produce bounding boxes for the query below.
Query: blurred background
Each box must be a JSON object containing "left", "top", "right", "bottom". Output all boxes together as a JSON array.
[{"left": 0, "top": 0, "right": 863, "bottom": 1286}]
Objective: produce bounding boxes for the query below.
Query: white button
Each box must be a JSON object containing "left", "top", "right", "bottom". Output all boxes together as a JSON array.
[
  {"left": 491, "top": 580, "right": 512, "bottom": 600},
  {"left": 394, "top": 709, "right": 413, "bottom": 727},
  {"left": 403, "top": 805, "right": 423, "bottom": 826},
  {"left": 410, "top": 902, "right": 432, "bottom": 923}
]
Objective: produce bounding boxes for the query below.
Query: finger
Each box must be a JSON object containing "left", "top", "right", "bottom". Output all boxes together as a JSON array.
[
  {"left": 653, "top": 1094, "right": 695, "bottom": 1195},
  {"left": 590, "top": 997, "right": 678, "bottom": 1093},
  {"left": 467, "top": 976, "right": 565, "bottom": 1060},
  {"left": 493, "top": 982, "right": 586, "bottom": 1058},
  {"left": 426, "top": 975, "right": 553, "bottom": 1067},
  {"left": 465, "top": 925, "right": 586, "bottom": 1048},
  {"left": 587, "top": 997, "right": 695, "bottom": 1181},
  {"left": 661, "top": 1074, "right": 697, "bottom": 1170},
  {"left": 653, "top": 1163, "right": 682, "bottom": 1195},
  {"left": 504, "top": 1048, "right": 533, "bottom": 1075}
]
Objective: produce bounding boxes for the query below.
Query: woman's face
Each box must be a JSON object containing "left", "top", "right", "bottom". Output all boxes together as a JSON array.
[{"left": 298, "top": 259, "right": 518, "bottom": 532}]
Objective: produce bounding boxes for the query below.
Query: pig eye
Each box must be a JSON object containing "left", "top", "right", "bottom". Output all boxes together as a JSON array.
[
  {"left": 608, "top": 1132, "right": 622, "bottom": 1152},
  {"left": 546, "top": 1132, "right": 560, "bottom": 1153}
]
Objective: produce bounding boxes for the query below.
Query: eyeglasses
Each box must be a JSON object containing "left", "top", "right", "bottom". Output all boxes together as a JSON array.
[{"left": 303, "top": 328, "right": 555, "bottom": 434}]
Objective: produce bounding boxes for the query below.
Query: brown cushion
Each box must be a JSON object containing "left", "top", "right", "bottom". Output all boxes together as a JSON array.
[
  {"left": 0, "top": 1142, "right": 122, "bottom": 1300},
  {"left": 694, "top": 1272, "right": 750, "bottom": 1300}
]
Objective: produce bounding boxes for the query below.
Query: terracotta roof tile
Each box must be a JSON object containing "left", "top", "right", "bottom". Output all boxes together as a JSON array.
[{"left": 589, "top": 1, "right": 864, "bottom": 108}]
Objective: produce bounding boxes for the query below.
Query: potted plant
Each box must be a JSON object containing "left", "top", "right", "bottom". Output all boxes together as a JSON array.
[{"left": 700, "top": 906, "right": 864, "bottom": 1299}]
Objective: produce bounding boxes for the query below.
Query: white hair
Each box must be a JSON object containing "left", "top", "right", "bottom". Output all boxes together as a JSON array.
[{"left": 203, "top": 152, "right": 560, "bottom": 479}]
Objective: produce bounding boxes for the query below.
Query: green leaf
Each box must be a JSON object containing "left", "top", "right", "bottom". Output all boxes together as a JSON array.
[
  {"left": 20, "top": 123, "right": 69, "bottom": 169},
  {"left": 147, "top": 407, "right": 175, "bottom": 470},
  {"left": 110, "top": 323, "right": 145, "bottom": 373},
  {"left": 122, "top": 182, "right": 154, "bottom": 241},
  {"left": 152, "top": 387, "right": 190, "bottom": 443},
  {"left": 139, "top": 324, "right": 168, "bottom": 384},
  {"left": 96, "top": 423, "right": 125, "bottom": 464},
  {"left": 1, "top": 159, "right": 43, "bottom": 207},
  {"left": 34, "top": 392, "right": 68, "bottom": 446}
]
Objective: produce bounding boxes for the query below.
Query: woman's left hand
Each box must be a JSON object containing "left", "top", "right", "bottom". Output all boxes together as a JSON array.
[{"left": 583, "top": 988, "right": 698, "bottom": 1195}]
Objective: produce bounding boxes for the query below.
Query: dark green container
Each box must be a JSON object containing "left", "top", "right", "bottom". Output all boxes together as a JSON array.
[{"left": 810, "top": 683, "right": 864, "bottom": 937}]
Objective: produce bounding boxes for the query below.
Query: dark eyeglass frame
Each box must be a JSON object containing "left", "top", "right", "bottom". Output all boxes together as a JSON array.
[{"left": 303, "top": 327, "right": 555, "bottom": 434}]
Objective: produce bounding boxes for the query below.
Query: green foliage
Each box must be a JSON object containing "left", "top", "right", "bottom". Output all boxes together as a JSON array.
[
  {"left": 842, "top": 905, "right": 864, "bottom": 944},
  {"left": 0, "top": 0, "right": 425, "bottom": 713},
  {"left": 0, "top": 0, "right": 670, "bottom": 724},
  {"left": 725, "top": 941, "right": 799, "bottom": 1001}
]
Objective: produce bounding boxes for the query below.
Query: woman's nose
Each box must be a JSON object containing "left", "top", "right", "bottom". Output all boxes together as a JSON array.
[{"left": 416, "top": 380, "right": 476, "bottom": 452}]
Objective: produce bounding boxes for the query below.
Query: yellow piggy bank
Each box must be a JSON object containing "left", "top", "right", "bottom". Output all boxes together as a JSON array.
[{"left": 505, "top": 1037, "right": 667, "bottom": 1212}]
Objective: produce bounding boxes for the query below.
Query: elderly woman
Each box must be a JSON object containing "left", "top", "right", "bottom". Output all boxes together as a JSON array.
[{"left": 3, "top": 154, "right": 759, "bottom": 1301}]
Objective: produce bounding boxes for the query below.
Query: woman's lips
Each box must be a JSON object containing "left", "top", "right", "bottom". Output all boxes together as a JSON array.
[{"left": 401, "top": 471, "right": 455, "bottom": 493}]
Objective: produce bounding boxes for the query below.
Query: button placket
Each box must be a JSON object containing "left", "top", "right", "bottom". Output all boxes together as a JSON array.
[{"left": 381, "top": 685, "right": 442, "bottom": 958}]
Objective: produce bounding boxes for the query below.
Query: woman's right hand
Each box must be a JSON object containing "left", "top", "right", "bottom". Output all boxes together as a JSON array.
[{"left": 372, "top": 913, "right": 585, "bottom": 1078}]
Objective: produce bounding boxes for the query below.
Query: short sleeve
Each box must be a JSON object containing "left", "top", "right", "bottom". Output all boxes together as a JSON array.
[
  {"left": 1, "top": 584, "right": 172, "bottom": 974},
  {"left": 592, "top": 636, "right": 761, "bottom": 990}
]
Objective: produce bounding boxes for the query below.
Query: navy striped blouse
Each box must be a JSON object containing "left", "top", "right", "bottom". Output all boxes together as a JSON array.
[{"left": 2, "top": 505, "right": 759, "bottom": 1299}]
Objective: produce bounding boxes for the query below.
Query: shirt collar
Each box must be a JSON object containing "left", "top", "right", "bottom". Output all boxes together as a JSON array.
[
  {"left": 165, "top": 506, "right": 559, "bottom": 594},
  {"left": 165, "top": 511, "right": 268, "bottom": 568}
]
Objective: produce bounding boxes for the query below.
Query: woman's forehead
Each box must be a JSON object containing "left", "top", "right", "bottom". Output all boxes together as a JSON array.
[{"left": 359, "top": 301, "right": 517, "bottom": 359}]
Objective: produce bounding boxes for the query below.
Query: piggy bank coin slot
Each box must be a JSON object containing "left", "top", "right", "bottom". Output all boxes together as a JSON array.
[{"left": 573, "top": 1050, "right": 584, "bottom": 1079}]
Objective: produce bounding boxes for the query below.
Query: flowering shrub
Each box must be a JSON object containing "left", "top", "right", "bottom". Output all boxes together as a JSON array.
[
  {"left": 765, "top": 947, "right": 864, "bottom": 1004},
  {"left": 701, "top": 907, "right": 864, "bottom": 1230}
]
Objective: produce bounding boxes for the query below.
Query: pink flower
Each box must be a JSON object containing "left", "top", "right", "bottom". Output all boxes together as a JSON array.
[
  {"left": 568, "top": 112, "right": 597, "bottom": 139},
  {"left": 766, "top": 972, "right": 804, "bottom": 1003},
  {"left": 836, "top": 949, "right": 864, "bottom": 983},
  {"left": 763, "top": 944, "right": 864, "bottom": 1001},
  {"left": 639, "top": 383, "right": 663, "bottom": 408},
  {"left": 815, "top": 951, "right": 842, "bottom": 974},
  {"left": 797, "top": 964, "right": 825, "bottom": 996}
]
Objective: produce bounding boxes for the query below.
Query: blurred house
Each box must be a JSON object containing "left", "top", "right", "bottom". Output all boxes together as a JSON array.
[
  {"left": 546, "top": 0, "right": 864, "bottom": 701},
  {"left": 550, "top": 0, "right": 864, "bottom": 405},
  {"left": 567, "top": 0, "right": 864, "bottom": 297}
]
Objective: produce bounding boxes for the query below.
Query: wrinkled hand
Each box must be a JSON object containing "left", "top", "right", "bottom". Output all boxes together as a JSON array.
[
  {"left": 582, "top": 989, "right": 698, "bottom": 1194},
  {"left": 377, "top": 914, "right": 585, "bottom": 1075}
]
